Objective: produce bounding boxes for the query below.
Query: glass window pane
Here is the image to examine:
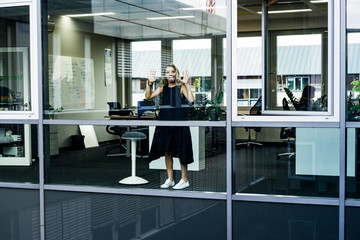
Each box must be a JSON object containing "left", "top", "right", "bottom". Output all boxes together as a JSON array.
[
  {"left": 346, "top": 33, "right": 360, "bottom": 121},
  {"left": 346, "top": 128, "right": 360, "bottom": 199},
  {"left": 45, "top": 124, "right": 226, "bottom": 192},
  {"left": 295, "top": 77, "right": 302, "bottom": 91},
  {"left": 45, "top": 191, "right": 226, "bottom": 239},
  {"left": 45, "top": 0, "right": 226, "bottom": 121},
  {"left": 131, "top": 41, "right": 161, "bottom": 107},
  {"left": 0, "top": 124, "right": 38, "bottom": 183},
  {"left": 250, "top": 89, "right": 260, "bottom": 99},
  {"left": 268, "top": 34, "right": 327, "bottom": 112},
  {"left": 0, "top": 188, "right": 40, "bottom": 239},
  {"left": 234, "top": 127, "right": 339, "bottom": 198},
  {"left": 0, "top": 7, "right": 31, "bottom": 112},
  {"left": 347, "top": 0, "right": 360, "bottom": 29},
  {"left": 236, "top": 36, "right": 262, "bottom": 109},
  {"left": 237, "top": 0, "right": 328, "bottom": 116},
  {"left": 233, "top": 201, "right": 338, "bottom": 240},
  {"left": 302, "top": 77, "right": 309, "bottom": 88},
  {"left": 265, "top": 1, "right": 328, "bottom": 113},
  {"left": 287, "top": 77, "right": 294, "bottom": 90},
  {"left": 346, "top": 207, "right": 360, "bottom": 240}
]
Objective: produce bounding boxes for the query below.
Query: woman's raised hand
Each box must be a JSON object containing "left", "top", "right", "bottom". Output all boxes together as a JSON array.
[
  {"left": 148, "top": 69, "right": 157, "bottom": 83},
  {"left": 181, "top": 70, "right": 191, "bottom": 85}
]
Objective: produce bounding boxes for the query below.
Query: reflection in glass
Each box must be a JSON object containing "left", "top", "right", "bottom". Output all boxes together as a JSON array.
[
  {"left": 235, "top": 36, "right": 262, "bottom": 109},
  {"left": 0, "top": 124, "right": 38, "bottom": 183},
  {"left": 233, "top": 201, "right": 338, "bottom": 240},
  {"left": 236, "top": 1, "right": 262, "bottom": 112},
  {"left": 45, "top": 191, "right": 226, "bottom": 239},
  {"left": 45, "top": 0, "right": 226, "bottom": 121},
  {"left": 234, "top": 127, "right": 339, "bottom": 198},
  {"left": 346, "top": 128, "right": 360, "bottom": 199},
  {"left": 0, "top": 6, "right": 31, "bottom": 112},
  {"left": 346, "top": 33, "right": 360, "bottom": 121},
  {"left": 266, "top": 1, "right": 328, "bottom": 112},
  {"left": 45, "top": 124, "right": 226, "bottom": 192},
  {"left": 131, "top": 41, "right": 161, "bottom": 106},
  {"left": 173, "top": 39, "right": 214, "bottom": 104},
  {"left": 0, "top": 188, "right": 40, "bottom": 239}
]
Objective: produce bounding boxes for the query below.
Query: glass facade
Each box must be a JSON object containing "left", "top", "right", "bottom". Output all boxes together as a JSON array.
[
  {"left": 44, "top": 0, "right": 226, "bottom": 121},
  {"left": 233, "top": 202, "right": 338, "bottom": 240},
  {"left": 0, "top": 6, "right": 31, "bottom": 113},
  {"left": 0, "top": 0, "right": 357, "bottom": 239},
  {"left": 234, "top": 127, "right": 339, "bottom": 198},
  {"left": 45, "top": 191, "right": 226, "bottom": 239},
  {"left": 265, "top": 1, "right": 328, "bottom": 113},
  {"left": 45, "top": 124, "right": 226, "bottom": 192},
  {"left": 0, "top": 124, "right": 38, "bottom": 183},
  {"left": 346, "top": 207, "right": 360, "bottom": 240},
  {"left": 0, "top": 188, "right": 40, "bottom": 239}
]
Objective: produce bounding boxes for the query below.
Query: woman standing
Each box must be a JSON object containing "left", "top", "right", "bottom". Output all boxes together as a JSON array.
[{"left": 145, "top": 64, "right": 194, "bottom": 190}]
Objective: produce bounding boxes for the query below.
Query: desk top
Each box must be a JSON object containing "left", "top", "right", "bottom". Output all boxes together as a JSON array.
[{"left": 104, "top": 115, "right": 155, "bottom": 119}]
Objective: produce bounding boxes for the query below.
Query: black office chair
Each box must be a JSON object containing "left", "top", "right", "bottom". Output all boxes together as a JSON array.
[
  {"left": 106, "top": 126, "right": 129, "bottom": 156},
  {"left": 278, "top": 98, "right": 295, "bottom": 158},
  {"left": 106, "top": 102, "right": 129, "bottom": 156},
  {"left": 237, "top": 96, "right": 263, "bottom": 147}
]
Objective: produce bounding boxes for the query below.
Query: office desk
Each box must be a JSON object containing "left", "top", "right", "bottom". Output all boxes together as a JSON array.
[{"left": 104, "top": 115, "right": 155, "bottom": 119}]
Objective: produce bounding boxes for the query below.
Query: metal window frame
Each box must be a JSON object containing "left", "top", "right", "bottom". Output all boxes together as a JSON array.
[
  {"left": 0, "top": 0, "right": 40, "bottom": 119},
  {"left": 0, "top": 0, "right": 350, "bottom": 240},
  {"left": 232, "top": 0, "right": 339, "bottom": 123}
]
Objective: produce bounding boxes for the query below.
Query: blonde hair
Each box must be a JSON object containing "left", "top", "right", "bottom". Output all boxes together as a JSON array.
[{"left": 160, "top": 64, "right": 183, "bottom": 87}]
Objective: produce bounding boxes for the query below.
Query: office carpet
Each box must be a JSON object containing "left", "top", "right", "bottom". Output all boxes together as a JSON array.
[
  {"left": 0, "top": 140, "right": 339, "bottom": 197},
  {"left": 46, "top": 142, "right": 227, "bottom": 192}
]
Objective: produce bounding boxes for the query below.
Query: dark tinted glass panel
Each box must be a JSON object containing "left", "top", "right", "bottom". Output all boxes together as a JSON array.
[
  {"left": 0, "top": 188, "right": 40, "bottom": 240},
  {"left": 45, "top": 191, "right": 226, "bottom": 239},
  {"left": 346, "top": 128, "right": 360, "bottom": 199},
  {"left": 233, "top": 201, "right": 338, "bottom": 240},
  {"left": 346, "top": 206, "right": 360, "bottom": 240},
  {"left": 234, "top": 127, "right": 339, "bottom": 197},
  {"left": 45, "top": 124, "right": 226, "bottom": 192},
  {"left": 0, "top": 124, "right": 38, "bottom": 183}
]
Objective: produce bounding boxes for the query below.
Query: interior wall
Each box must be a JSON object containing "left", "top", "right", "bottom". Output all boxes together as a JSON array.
[
  {"left": 57, "top": 125, "right": 117, "bottom": 148},
  {"left": 48, "top": 17, "right": 119, "bottom": 147}
]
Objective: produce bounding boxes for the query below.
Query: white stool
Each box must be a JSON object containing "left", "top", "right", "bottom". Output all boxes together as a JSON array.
[{"left": 119, "top": 132, "right": 148, "bottom": 185}]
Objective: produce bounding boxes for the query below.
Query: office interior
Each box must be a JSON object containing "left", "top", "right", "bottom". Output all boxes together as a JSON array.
[
  {"left": 1, "top": 0, "right": 360, "bottom": 239},
  {"left": 37, "top": 0, "right": 346, "bottom": 196}
]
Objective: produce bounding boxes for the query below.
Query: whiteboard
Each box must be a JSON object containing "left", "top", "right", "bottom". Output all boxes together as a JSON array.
[{"left": 48, "top": 55, "right": 95, "bottom": 110}]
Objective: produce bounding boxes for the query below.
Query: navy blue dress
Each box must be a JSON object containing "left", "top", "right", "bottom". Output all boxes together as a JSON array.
[{"left": 148, "top": 85, "right": 194, "bottom": 165}]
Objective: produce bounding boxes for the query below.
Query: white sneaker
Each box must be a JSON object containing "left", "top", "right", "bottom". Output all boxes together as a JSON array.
[
  {"left": 161, "top": 179, "right": 175, "bottom": 189},
  {"left": 173, "top": 179, "right": 190, "bottom": 190}
]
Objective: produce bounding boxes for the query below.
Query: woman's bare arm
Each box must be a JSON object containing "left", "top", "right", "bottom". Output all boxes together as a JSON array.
[
  {"left": 145, "top": 85, "right": 162, "bottom": 99},
  {"left": 180, "top": 70, "right": 194, "bottom": 103},
  {"left": 145, "top": 69, "right": 163, "bottom": 99}
]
